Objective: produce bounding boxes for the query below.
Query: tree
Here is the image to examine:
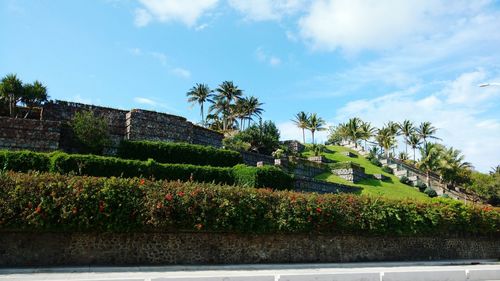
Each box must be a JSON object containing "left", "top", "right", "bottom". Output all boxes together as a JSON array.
[
  {"left": 70, "top": 110, "right": 111, "bottom": 154},
  {"left": 360, "top": 121, "right": 376, "bottom": 150},
  {"left": 466, "top": 171, "right": 500, "bottom": 206},
  {"left": 307, "top": 113, "right": 326, "bottom": 144},
  {"left": 399, "top": 120, "right": 414, "bottom": 155},
  {"left": 345, "top": 117, "right": 364, "bottom": 148},
  {"left": 234, "top": 120, "right": 280, "bottom": 155},
  {"left": 417, "top": 142, "right": 442, "bottom": 188},
  {"left": 21, "top": 80, "right": 48, "bottom": 118},
  {"left": 408, "top": 133, "right": 421, "bottom": 162},
  {"left": 385, "top": 121, "right": 400, "bottom": 155},
  {"left": 242, "top": 96, "right": 264, "bottom": 129},
  {"left": 418, "top": 121, "right": 441, "bottom": 144},
  {"left": 292, "top": 111, "right": 309, "bottom": 144},
  {"left": 186, "top": 83, "right": 213, "bottom": 125},
  {"left": 438, "top": 146, "right": 472, "bottom": 190},
  {"left": 214, "top": 81, "right": 243, "bottom": 131},
  {"left": 0, "top": 74, "right": 23, "bottom": 117},
  {"left": 375, "top": 126, "right": 396, "bottom": 157}
]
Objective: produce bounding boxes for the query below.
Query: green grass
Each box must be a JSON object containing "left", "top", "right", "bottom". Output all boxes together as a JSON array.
[{"left": 303, "top": 145, "right": 429, "bottom": 201}]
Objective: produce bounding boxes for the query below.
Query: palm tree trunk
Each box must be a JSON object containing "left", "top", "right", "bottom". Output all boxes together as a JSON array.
[
  {"left": 413, "top": 148, "right": 416, "bottom": 163},
  {"left": 426, "top": 171, "right": 431, "bottom": 188},
  {"left": 201, "top": 103, "right": 205, "bottom": 125},
  {"left": 312, "top": 130, "right": 315, "bottom": 144},
  {"left": 405, "top": 139, "right": 408, "bottom": 155},
  {"left": 302, "top": 128, "right": 305, "bottom": 144}
]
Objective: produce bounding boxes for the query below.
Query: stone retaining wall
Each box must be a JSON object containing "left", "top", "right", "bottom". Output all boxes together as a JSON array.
[
  {"left": 0, "top": 117, "right": 61, "bottom": 151},
  {"left": 294, "top": 176, "right": 358, "bottom": 194},
  {"left": 240, "top": 151, "right": 275, "bottom": 166},
  {"left": 0, "top": 232, "right": 498, "bottom": 267},
  {"left": 332, "top": 166, "right": 367, "bottom": 183}
]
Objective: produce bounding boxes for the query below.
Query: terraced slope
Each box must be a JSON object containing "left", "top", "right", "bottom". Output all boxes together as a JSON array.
[{"left": 303, "top": 145, "right": 429, "bottom": 200}]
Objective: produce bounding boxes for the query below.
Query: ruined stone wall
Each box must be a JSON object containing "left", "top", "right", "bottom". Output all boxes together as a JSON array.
[
  {"left": 1, "top": 232, "right": 498, "bottom": 266},
  {"left": 0, "top": 117, "right": 61, "bottom": 151}
]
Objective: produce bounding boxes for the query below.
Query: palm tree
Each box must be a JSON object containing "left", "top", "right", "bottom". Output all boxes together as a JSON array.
[
  {"left": 186, "top": 83, "right": 213, "bottom": 125},
  {"left": 418, "top": 121, "right": 441, "bottom": 144},
  {"left": 214, "top": 81, "right": 243, "bottom": 131},
  {"left": 490, "top": 165, "right": 500, "bottom": 175},
  {"left": 439, "top": 146, "right": 473, "bottom": 189},
  {"left": 21, "top": 80, "right": 48, "bottom": 118},
  {"left": 242, "top": 96, "right": 264, "bottom": 129},
  {"left": 360, "top": 121, "right": 376, "bottom": 150},
  {"left": 375, "top": 126, "right": 396, "bottom": 158},
  {"left": 408, "top": 133, "right": 422, "bottom": 163},
  {"left": 417, "top": 142, "right": 442, "bottom": 188},
  {"left": 307, "top": 113, "right": 326, "bottom": 144},
  {"left": 399, "top": 120, "right": 414, "bottom": 155},
  {"left": 292, "top": 111, "right": 309, "bottom": 144},
  {"left": 0, "top": 73, "right": 24, "bottom": 117},
  {"left": 385, "top": 121, "right": 400, "bottom": 155},
  {"left": 346, "top": 117, "right": 365, "bottom": 148}
]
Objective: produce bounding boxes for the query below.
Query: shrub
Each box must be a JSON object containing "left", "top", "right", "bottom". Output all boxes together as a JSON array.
[
  {"left": 416, "top": 182, "right": 428, "bottom": 192},
  {"left": 424, "top": 187, "right": 438, "bottom": 198},
  {"left": 441, "top": 193, "right": 450, "bottom": 199},
  {"left": 382, "top": 166, "right": 393, "bottom": 174},
  {"left": 399, "top": 176, "right": 411, "bottom": 185},
  {"left": 0, "top": 150, "right": 50, "bottom": 172},
  {"left": 231, "top": 120, "right": 280, "bottom": 155},
  {"left": 369, "top": 157, "right": 382, "bottom": 167},
  {"left": 1, "top": 171, "right": 499, "bottom": 236},
  {"left": 70, "top": 110, "right": 110, "bottom": 154},
  {"left": 233, "top": 164, "right": 293, "bottom": 190},
  {"left": 118, "top": 140, "right": 242, "bottom": 167}
]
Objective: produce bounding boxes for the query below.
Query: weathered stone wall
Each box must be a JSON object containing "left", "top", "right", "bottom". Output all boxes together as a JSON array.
[
  {"left": 0, "top": 117, "right": 61, "bottom": 151},
  {"left": 294, "top": 176, "right": 358, "bottom": 194},
  {"left": 0, "top": 232, "right": 498, "bottom": 266},
  {"left": 241, "top": 151, "right": 275, "bottom": 166}
]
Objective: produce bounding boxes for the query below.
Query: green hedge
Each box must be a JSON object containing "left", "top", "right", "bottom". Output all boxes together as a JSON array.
[
  {"left": 1, "top": 171, "right": 498, "bottom": 236},
  {"left": 117, "top": 141, "right": 243, "bottom": 167},
  {"left": 233, "top": 164, "right": 294, "bottom": 190},
  {"left": 0, "top": 150, "right": 292, "bottom": 189}
]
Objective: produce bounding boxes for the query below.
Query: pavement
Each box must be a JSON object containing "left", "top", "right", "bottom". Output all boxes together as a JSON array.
[{"left": 1, "top": 260, "right": 499, "bottom": 281}]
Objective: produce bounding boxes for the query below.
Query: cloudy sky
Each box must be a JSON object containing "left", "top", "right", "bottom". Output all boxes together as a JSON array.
[{"left": 1, "top": 0, "right": 500, "bottom": 172}]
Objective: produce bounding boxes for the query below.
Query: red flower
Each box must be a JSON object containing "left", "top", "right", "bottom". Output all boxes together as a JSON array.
[
  {"left": 156, "top": 202, "right": 163, "bottom": 209},
  {"left": 35, "top": 206, "right": 42, "bottom": 214},
  {"left": 139, "top": 179, "right": 145, "bottom": 185},
  {"left": 195, "top": 223, "right": 203, "bottom": 230},
  {"left": 316, "top": 207, "right": 322, "bottom": 213},
  {"left": 177, "top": 191, "right": 185, "bottom": 197},
  {"left": 165, "top": 194, "right": 173, "bottom": 201},
  {"left": 72, "top": 207, "right": 78, "bottom": 214},
  {"left": 98, "top": 201, "right": 105, "bottom": 213}
]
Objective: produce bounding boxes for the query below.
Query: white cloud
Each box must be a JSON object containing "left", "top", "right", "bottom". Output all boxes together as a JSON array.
[
  {"left": 134, "top": 0, "right": 219, "bottom": 27},
  {"left": 133, "top": 97, "right": 180, "bottom": 112},
  {"left": 150, "top": 51, "right": 168, "bottom": 65},
  {"left": 134, "top": 97, "right": 158, "bottom": 106},
  {"left": 134, "top": 8, "right": 153, "bottom": 27},
  {"left": 171, "top": 67, "right": 191, "bottom": 79},
  {"left": 278, "top": 120, "right": 330, "bottom": 144},
  {"left": 228, "top": 0, "right": 306, "bottom": 21},
  {"left": 335, "top": 71, "right": 500, "bottom": 172},
  {"left": 255, "top": 47, "right": 281, "bottom": 67},
  {"left": 128, "top": 47, "right": 143, "bottom": 55},
  {"left": 443, "top": 70, "right": 500, "bottom": 106}
]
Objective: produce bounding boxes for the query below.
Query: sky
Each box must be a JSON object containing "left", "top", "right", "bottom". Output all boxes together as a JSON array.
[{"left": 1, "top": 0, "right": 500, "bottom": 172}]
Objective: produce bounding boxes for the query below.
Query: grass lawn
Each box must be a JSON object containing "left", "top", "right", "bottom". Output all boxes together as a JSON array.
[{"left": 303, "top": 145, "right": 429, "bottom": 201}]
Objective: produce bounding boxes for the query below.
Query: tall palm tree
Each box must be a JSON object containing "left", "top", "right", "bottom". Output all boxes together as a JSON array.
[
  {"left": 214, "top": 81, "right": 243, "bottom": 131},
  {"left": 408, "top": 133, "right": 422, "bottom": 163},
  {"left": 292, "top": 111, "right": 309, "bottom": 144},
  {"left": 242, "top": 96, "right": 264, "bottom": 129},
  {"left": 385, "top": 121, "right": 400, "bottom": 155},
  {"left": 307, "top": 113, "right": 326, "bottom": 144},
  {"left": 0, "top": 73, "right": 23, "bottom": 117},
  {"left": 375, "top": 126, "right": 396, "bottom": 157},
  {"left": 346, "top": 117, "right": 364, "bottom": 148},
  {"left": 439, "top": 146, "right": 473, "bottom": 189},
  {"left": 360, "top": 121, "right": 376, "bottom": 150},
  {"left": 418, "top": 121, "right": 441, "bottom": 144},
  {"left": 417, "top": 142, "right": 442, "bottom": 188},
  {"left": 399, "top": 120, "right": 414, "bottom": 155},
  {"left": 186, "top": 83, "right": 213, "bottom": 125}
]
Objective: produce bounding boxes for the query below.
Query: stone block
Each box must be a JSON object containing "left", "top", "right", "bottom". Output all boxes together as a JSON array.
[
  {"left": 394, "top": 169, "right": 408, "bottom": 177},
  {"left": 307, "top": 156, "right": 327, "bottom": 163},
  {"left": 256, "top": 161, "right": 264, "bottom": 167},
  {"left": 373, "top": 174, "right": 388, "bottom": 181}
]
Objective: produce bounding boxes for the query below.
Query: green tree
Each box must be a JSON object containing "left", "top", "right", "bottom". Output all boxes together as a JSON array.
[
  {"left": 418, "top": 121, "right": 441, "bottom": 144},
  {"left": 375, "top": 126, "right": 396, "bottom": 158},
  {"left": 70, "top": 110, "right": 111, "bottom": 154},
  {"left": 292, "top": 111, "right": 309, "bottom": 144},
  {"left": 306, "top": 113, "right": 326, "bottom": 144},
  {"left": 408, "top": 133, "right": 422, "bottom": 162},
  {"left": 213, "top": 81, "right": 243, "bottom": 131},
  {"left": 21, "top": 80, "right": 48, "bottom": 118},
  {"left": 417, "top": 142, "right": 442, "bottom": 188},
  {"left": 360, "top": 121, "right": 376, "bottom": 150},
  {"left": 438, "top": 146, "right": 472, "bottom": 190},
  {"left": 186, "top": 83, "right": 213, "bottom": 125},
  {"left": 0, "top": 74, "right": 23, "bottom": 117},
  {"left": 399, "top": 120, "right": 414, "bottom": 155},
  {"left": 234, "top": 120, "right": 280, "bottom": 155}
]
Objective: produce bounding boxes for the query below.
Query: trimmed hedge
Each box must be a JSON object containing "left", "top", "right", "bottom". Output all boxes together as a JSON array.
[
  {"left": 0, "top": 150, "right": 292, "bottom": 189},
  {"left": 233, "top": 164, "right": 294, "bottom": 190},
  {"left": 117, "top": 141, "right": 243, "bottom": 167},
  {"left": 0, "top": 171, "right": 498, "bottom": 236}
]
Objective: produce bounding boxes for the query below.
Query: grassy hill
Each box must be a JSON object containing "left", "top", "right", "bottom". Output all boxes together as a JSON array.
[{"left": 302, "top": 145, "right": 429, "bottom": 201}]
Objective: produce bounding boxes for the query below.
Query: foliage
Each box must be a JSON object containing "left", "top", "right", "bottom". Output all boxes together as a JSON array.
[
  {"left": 0, "top": 74, "right": 49, "bottom": 118},
  {"left": 382, "top": 166, "right": 393, "bottom": 174},
  {"left": 311, "top": 144, "right": 326, "bottom": 156},
  {"left": 399, "top": 176, "right": 412, "bottom": 185},
  {"left": 0, "top": 150, "right": 51, "bottom": 172},
  {"left": 186, "top": 83, "right": 213, "bottom": 125},
  {"left": 292, "top": 111, "right": 309, "bottom": 144},
  {"left": 118, "top": 140, "right": 243, "bottom": 167},
  {"left": 271, "top": 148, "right": 285, "bottom": 159},
  {"left": 465, "top": 171, "right": 500, "bottom": 206},
  {"left": 416, "top": 181, "right": 428, "bottom": 192},
  {"left": 424, "top": 187, "right": 438, "bottom": 198},
  {"left": 1, "top": 171, "right": 498, "bottom": 236},
  {"left": 369, "top": 157, "right": 382, "bottom": 167},
  {"left": 306, "top": 113, "right": 327, "bottom": 144},
  {"left": 70, "top": 110, "right": 110, "bottom": 154},
  {"left": 232, "top": 164, "right": 294, "bottom": 190},
  {"left": 223, "top": 137, "right": 251, "bottom": 152},
  {"left": 232, "top": 120, "right": 280, "bottom": 155}
]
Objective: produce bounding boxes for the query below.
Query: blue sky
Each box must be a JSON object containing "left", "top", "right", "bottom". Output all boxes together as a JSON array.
[{"left": 1, "top": 0, "right": 500, "bottom": 172}]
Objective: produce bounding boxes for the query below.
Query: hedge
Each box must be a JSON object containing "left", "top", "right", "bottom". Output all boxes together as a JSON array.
[
  {"left": 117, "top": 141, "right": 243, "bottom": 167},
  {"left": 0, "top": 171, "right": 498, "bottom": 236},
  {"left": 0, "top": 150, "right": 291, "bottom": 189}
]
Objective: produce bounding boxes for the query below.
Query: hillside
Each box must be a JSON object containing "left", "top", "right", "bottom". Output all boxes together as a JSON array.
[{"left": 302, "top": 145, "right": 430, "bottom": 200}]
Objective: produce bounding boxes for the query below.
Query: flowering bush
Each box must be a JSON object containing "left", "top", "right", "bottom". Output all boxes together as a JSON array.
[{"left": 0, "top": 171, "right": 498, "bottom": 236}]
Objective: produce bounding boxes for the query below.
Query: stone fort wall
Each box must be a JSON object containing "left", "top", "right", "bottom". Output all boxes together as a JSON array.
[{"left": 0, "top": 100, "right": 223, "bottom": 153}]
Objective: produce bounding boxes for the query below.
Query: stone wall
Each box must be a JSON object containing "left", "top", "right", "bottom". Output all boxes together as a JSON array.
[
  {"left": 294, "top": 176, "right": 359, "bottom": 194},
  {"left": 1, "top": 232, "right": 498, "bottom": 266},
  {"left": 333, "top": 166, "right": 367, "bottom": 183},
  {"left": 0, "top": 117, "right": 61, "bottom": 151},
  {"left": 241, "top": 151, "right": 275, "bottom": 166}
]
